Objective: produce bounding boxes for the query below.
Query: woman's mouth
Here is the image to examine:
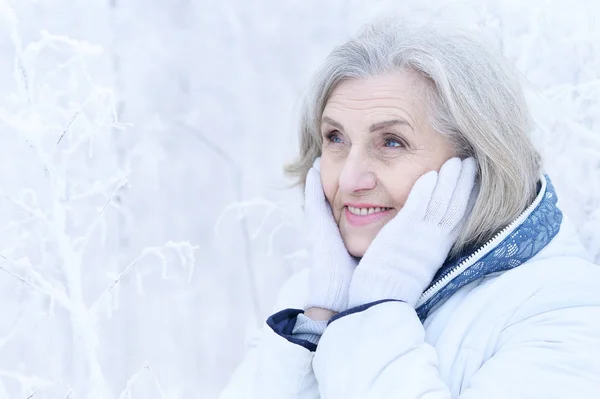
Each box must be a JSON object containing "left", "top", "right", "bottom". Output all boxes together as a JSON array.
[{"left": 344, "top": 204, "right": 393, "bottom": 227}]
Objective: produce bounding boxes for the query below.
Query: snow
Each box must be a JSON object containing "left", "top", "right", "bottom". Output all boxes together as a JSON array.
[{"left": 0, "top": 0, "right": 598, "bottom": 397}]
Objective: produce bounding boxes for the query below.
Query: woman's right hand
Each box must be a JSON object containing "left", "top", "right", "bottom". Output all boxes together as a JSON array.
[{"left": 303, "top": 157, "right": 358, "bottom": 316}]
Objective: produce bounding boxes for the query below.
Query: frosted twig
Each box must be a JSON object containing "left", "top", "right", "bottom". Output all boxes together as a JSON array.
[
  {"left": 179, "top": 122, "right": 261, "bottom": 323},
  {"left": 35, "top": 30, "right": 104, "bottom": 56},
  {"left": 0, "top": 191, "right": 48, "bottom": 222},
  {"left": 90, "top": 241, "right": 196, "bottom": 314},
  {"left": 214, "top": 198, "right": 281, "bottom": 237},
  {"left": 215, "top": 198, "right": 302, "bottom": 257},
  {"left": 117, "top": 362, "right": 166, "bottom": 399},
  {"left": 0, "top": 262, "right": 36, "bottom": 289},
  {"left": 0, "top": 370, "right": 54, "bottom": 395},
  {"left": 0, "top": 300, "right": 29, "bottom": 350},
  {"left": 72, "top": 176, "right": 129, "bottom": 257},
  {"left": 144, "top": 364, "right": 166, "bottom": 398},
  {"left": 69, "top": 174, "right": 129, "bottom": 202},
  {"left": 0, "top": 216, "right": 37, "bottom": 235},
  {"left": 55, "top": 110, "right": 81, "bottom": 146},
  {"left": 0, "top": 254, "right": 72, "bottom": 311},
  {"left": 117, "top": 364, "right": 145, "bottom": 399},
  {"left": 265, "top": 221, "right": 297, "bottom": 257}
]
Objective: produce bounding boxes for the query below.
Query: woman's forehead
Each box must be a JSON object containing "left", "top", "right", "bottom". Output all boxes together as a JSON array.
[
  {"left": 322, "top": 73, "right": 427, "bottom": 126},
  {"left": 327, "top": 71, "right": 426, "bottom": 103}
]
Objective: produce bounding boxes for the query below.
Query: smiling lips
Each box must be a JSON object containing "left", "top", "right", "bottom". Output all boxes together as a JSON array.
[{"left": 344, "top": 204, "right": 393, "bottom": 227}]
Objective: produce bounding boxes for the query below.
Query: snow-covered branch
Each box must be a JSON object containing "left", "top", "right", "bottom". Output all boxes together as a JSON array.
[{"left": 0, "top": 3, "right": 199, "bottom": 398}]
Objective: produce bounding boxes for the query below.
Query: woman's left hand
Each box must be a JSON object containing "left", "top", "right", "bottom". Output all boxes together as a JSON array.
[{"left": 348, "top": 157, "right": 477, "bottom": 308}]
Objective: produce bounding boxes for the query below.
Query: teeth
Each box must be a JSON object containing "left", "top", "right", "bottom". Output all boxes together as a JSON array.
[{"left": 347, "top": 206, "right": 390, "bottom": 216}]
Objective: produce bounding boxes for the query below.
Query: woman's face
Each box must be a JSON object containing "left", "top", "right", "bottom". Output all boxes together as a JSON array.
[{"left": 320, "top": 70, "right": 456, "bottom": 257}]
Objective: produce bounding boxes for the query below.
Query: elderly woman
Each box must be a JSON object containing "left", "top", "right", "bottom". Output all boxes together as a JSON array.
[{"left": 219, "top": 20, "right": 600, "bottom": 398}]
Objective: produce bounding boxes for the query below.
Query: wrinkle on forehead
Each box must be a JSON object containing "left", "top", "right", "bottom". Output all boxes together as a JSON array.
[{"left": 322, "top": 71, "right": 430, "bottom": 133}]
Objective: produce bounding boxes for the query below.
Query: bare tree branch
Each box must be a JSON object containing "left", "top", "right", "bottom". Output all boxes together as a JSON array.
[{"left": 177, "top": 122, "right": 262, "bottom": 324}]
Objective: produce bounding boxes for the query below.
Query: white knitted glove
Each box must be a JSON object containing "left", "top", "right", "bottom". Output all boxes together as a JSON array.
[
  {"left": 348, "top": 157, "right": 477, "bottom": 308},
  {"left": 304, "top": 158, "right": 358, "bottom": 313}
]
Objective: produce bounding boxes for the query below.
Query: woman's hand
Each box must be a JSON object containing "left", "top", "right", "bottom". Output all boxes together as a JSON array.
[
  {"left": 348, "top": 157, "right": 477, "bottom": 308},
  {"left": 304, "top": 158, "right": 358, "bottom": 317}
]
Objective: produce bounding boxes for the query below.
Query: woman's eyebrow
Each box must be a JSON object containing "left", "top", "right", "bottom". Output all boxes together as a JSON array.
[
  {"left": 369, "top": 119, "right": 412, "bottom": 132},
  {"left": 321, "top": 116, "right": 413, "bottom": 133},
  {"left": 321, "top": 116, "right": 344, "bottom": 131}
]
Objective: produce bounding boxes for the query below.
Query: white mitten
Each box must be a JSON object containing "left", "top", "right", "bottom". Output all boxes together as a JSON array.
[
  {"left": 348, "top": 157, "right": 477, "bottom": 308},
  {"left": 304, "top": 158, "right": 358, "bottom": 313}
]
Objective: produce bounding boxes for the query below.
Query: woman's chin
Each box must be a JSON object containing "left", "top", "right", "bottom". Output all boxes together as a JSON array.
[
  {"left": 342, "top": 234, "right": 372, "bottom": 258},
  {"left": 339, "top": 214, "right": 391, "bottom": 258}
]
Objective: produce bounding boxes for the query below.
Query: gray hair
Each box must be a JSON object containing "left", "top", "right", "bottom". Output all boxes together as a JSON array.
[{"left": 285, "top": 19, "right": 542, "bottom": 255}]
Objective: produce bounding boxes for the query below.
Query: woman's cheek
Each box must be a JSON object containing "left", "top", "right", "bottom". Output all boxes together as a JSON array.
[
  {"left": 381, "top": 162, "right": 432, "bottom": 207},
  {"left": 319, "top": 160, "right": 341, "bottom": 215}
]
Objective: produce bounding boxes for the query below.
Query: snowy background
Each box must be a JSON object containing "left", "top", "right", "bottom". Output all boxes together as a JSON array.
[{"left": 0, "top": 0, "right": 598, "bottom": 398}]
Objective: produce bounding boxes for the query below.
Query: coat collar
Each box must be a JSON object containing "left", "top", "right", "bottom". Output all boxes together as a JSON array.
[{"left": 416, "top": 175, "right": 563, "bottom": 321}]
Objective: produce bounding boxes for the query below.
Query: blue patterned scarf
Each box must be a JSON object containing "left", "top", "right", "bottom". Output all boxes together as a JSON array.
[{"left": 416, "top": 175, "right": 563, "bottom": 321}]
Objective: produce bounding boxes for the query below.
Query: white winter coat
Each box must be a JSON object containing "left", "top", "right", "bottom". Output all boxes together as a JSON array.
[{"left": 219, "top": 176, "right": 600, "bottom": 398}]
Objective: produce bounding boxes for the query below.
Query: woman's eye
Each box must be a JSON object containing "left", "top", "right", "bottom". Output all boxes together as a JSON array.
[
  {"left": 383, "top": 137, "right": 404, "bottom": 148},
  {"left": 326, "top": 131, "right": 343, "bottom": 144}
]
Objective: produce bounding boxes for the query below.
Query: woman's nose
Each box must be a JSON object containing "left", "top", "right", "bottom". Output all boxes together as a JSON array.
[{"left": 338, "top": 150, "right": 376, "bottom": 194}]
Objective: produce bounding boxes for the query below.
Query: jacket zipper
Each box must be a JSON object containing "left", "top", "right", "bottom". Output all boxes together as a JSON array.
[{"left": 415, "top": 176, "right": 547, "bottom": 308}]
